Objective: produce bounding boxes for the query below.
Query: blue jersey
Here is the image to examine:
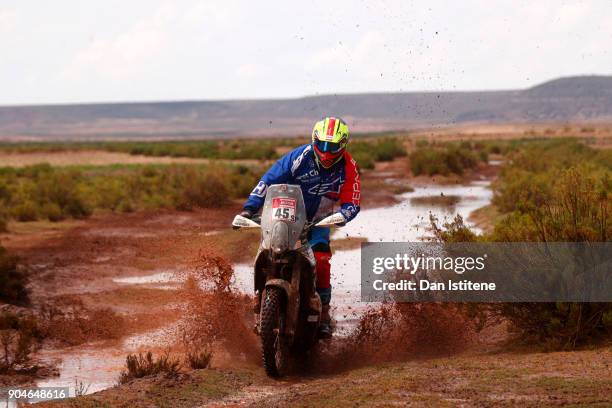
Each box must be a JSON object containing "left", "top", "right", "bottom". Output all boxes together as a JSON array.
[{"left": 244, "top": 144, "right": 361, "bottom": 223}]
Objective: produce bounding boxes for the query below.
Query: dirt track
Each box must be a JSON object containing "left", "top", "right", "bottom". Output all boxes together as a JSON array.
[{"left": 0, "top": 150, "right": 268, "bottom": 167}]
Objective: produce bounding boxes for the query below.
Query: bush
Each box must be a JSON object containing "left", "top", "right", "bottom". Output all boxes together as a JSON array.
[
  {"left": 177, "top": 172, "right": 229, "bottom": 210},
  {"left": 0, "top": 311, "right": 42, "bottom": 373},
  {"left": 185, "top": 348, "right": 212, "bottom": 370},
  {"left": 13, "top": 201, "right": 38, "bottom": 222},
  {"left": 409, "top": 145, "right": 483, "bottom": 177},
  {"left": 349, "top": 138, "right": 406, "bottom": 170},
  {"left": 0, "top": 163, "right": 262, "bottom": 223},
  {"left": 42, "top": 202, "right": 64, "bottom": 222},
  {"left": 0, "top": 246, "right": 29, "bottom": 306},
  {"left": 432, "top": 140, "right": 612, "bottom": 349},
  {"left": 118, "top": 351, "right": 180, "bottom": 384}
]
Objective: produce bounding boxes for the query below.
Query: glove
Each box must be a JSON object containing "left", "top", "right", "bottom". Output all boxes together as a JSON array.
[
  {"left": 233, "top": 208, "right": 255, "bottom": 230},
  {"left": 240, "top": 208, "right": 254, "bottom": 219}
]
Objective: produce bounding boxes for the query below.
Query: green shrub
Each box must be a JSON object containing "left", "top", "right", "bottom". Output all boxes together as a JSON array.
[
  {"left": 409, "top": 145, "right": 483, "bottom": 177},
  {"left": 42, "top": 202, "right": 64, "bottom": 222},
  {"left": 13, "top": 201, "right": 38, "bottom": 222},
  {"left": 432, "top": 139, "right": 612, "bottom": 349},
  {"left": 0, "top": 163, "right": 263, "bottom": 222},
  {"left": 349, "top": 138, "right": 406, "bottom": 170},
  {"left": 178, "top": 174, "right": 229, "bottom": 210}
]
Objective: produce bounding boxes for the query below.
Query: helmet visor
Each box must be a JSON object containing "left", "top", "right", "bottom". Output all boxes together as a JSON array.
[{"left": 314, "top": 139, "right": 343, "bottom": 153}]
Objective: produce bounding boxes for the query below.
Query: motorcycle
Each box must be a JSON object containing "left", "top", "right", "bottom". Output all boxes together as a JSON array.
[{"left": 232, "top": 184, "right": 345, "bottom": 377}]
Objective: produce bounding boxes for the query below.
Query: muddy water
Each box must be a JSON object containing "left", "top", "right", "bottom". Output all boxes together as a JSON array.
[{"left": 35, "top": 180, "right": 491, "bottom": 396}]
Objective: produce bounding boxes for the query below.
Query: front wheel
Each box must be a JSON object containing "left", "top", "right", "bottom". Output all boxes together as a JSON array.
[{"left": 260, "top": 287, "right": 288, "bottom": 377}]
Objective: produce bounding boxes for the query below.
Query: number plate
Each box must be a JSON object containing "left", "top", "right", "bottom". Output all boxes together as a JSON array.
[{"left": 272, "top": 197, "right": 297, "bottom": 222}]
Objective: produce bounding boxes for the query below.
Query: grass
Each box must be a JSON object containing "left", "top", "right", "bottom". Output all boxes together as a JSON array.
[
  {"left": 248, "top": 347, "right": 612, "bottom": 407},
  {"left": 44, "top": 368, "right": 259, "bottom": 408},
  {"left": 118, "top": 351, "right": 181, "bottom": 385}
]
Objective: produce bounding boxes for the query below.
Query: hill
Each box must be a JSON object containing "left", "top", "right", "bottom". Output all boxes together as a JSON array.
[{"left": 1, "top": 75, "right": 611, "bottom": 140}]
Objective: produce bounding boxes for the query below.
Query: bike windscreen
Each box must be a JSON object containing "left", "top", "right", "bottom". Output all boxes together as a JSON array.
[{"left": 260, "top": 185, "right": 307, "bottom": 252}]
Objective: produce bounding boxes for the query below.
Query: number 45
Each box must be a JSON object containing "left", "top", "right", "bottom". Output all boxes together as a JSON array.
[{"left": 274, "top": 208, "right": 290, "bottom": 218}]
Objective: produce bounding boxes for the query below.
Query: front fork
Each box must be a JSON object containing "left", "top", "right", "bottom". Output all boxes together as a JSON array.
[
  {"left": 253, "top": 290, "right": 261, "bottom": 334},
  {"left": 253, "top": 262, "right": 302, "bottom": 338}
]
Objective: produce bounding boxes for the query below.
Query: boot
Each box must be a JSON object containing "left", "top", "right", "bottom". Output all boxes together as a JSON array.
[{"left": 318, "top": 304, "right": 332, "bottom": 339}]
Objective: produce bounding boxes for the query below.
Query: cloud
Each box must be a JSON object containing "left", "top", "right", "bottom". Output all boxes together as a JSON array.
[
  {"left": 236, "top": 63, "right": 263, "bottom": 79},
  {"left": 3, "top": 0, "right": 612, "bottom": 104},
  {"left": 0, "top": 9, "right": 17, "bottom": 33},
  {"left": 61, "top": 3, "right": 177, "bottom": 81},
  {"left": 184, "top": 0, "right": 241, "bottom": 27}
]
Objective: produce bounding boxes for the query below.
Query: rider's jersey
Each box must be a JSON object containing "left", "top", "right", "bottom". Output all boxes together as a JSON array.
[{"left": 244, "top": 144, "right": 361, "bottom": 222}]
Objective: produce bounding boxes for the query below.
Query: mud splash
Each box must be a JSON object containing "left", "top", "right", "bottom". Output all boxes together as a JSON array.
[
  {"left": 180, "top": 253, "right": 259, "bottom": 365},
  {"left": 304, "top": 303, "right": 475, "bottom": 375}
]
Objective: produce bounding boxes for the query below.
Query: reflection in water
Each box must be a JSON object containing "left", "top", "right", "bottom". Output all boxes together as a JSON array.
[{"left": 112, "top": 271, "right": 177, "bottom": 285}]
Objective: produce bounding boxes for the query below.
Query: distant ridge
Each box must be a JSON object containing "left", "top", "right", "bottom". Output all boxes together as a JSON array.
[{"left": 0, "top": 75, "right": 611, "bottom": 141}]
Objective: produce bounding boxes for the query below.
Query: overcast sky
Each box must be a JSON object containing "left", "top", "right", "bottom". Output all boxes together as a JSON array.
[{"left": 1, "top": 0, "right": 611, "bottom": 105}]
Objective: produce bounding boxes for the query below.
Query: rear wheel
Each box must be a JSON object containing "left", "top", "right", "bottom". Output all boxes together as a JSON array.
[{"left": 260, "top": 287, "right": 288, "bottom": 377}]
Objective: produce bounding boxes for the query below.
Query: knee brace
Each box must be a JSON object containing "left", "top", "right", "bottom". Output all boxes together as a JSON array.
[
  {"left": 314, "top": 250, "right": 332, "bottom": 306},
  {"left": 313, "top": 250, "right": 331, "bottom": 289}
]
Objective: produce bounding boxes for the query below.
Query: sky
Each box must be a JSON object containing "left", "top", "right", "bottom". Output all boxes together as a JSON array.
[{"left": 1, "top": 0, "right": 611, "bottom": 105}]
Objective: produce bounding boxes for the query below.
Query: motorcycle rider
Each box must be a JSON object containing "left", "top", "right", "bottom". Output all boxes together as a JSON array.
[{"left": 239, "top": 117, "right": 361, "bottom": 338}]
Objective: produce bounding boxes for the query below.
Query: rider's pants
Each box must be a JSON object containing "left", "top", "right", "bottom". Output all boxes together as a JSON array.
[{"left": 309, "top": 227, "right": 332, "bottom": 306}]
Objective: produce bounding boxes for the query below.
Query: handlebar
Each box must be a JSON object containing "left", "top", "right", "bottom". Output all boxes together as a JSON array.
[{"left": 232, "top": 212, "right": 345, "bottom": 231}]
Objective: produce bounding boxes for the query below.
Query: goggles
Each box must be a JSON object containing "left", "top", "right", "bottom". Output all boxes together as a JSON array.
[{"left": 314, "top": 139, "right": 343, "bottom": 153}]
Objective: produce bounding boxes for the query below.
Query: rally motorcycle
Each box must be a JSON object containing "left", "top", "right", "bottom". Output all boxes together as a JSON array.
[{"left": 232, "top": 184, "right": 345, "bottom": 377}]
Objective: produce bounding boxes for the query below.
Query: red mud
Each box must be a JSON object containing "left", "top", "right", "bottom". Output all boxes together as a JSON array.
[
  {"left": 179, "top": 253, "right": 259, "bottom": 365},
  {"left": 178, "top": 252, "right": 475, "bottom": 378}
]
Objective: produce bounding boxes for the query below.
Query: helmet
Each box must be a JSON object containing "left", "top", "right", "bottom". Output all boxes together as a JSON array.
[{"left": 311, "top": 117, "right": 349, "bottom": 168}]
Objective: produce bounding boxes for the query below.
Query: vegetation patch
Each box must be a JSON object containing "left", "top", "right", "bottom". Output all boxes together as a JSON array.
[
  {"left": 0, "top": 246, "right": 29, "bottom": 306},
  {"left": 432, "top": 139, "right": 612, "bottom": 349},
  {"left": 349, "top": 138, "right": 406, "bottom": 169},
  {"left": 0, "top": 163, "right": 262, "bottom": 223},
  {"left": 409, "top": 144, "right": 486, "bottom": 176},
  {"left": 118, "top": 351, "right": 181, "bottom": 384}
]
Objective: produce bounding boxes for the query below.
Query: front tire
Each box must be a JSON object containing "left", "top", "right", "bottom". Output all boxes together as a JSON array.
[{"left": 260, "top": 287, "right": 287, "bottom": 377}]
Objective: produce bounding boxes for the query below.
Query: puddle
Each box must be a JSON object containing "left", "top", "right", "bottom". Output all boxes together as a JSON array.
[
  {"left": 35, "top": 321, "right": 182, "bottom": 398},
  {"left": 36, "top": 346, "right": 126, "bottom": 395},
  {"left": 112, "top": 271, "right": 177, "bottom": 285}
]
